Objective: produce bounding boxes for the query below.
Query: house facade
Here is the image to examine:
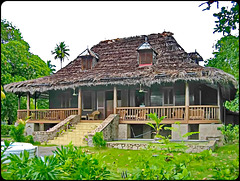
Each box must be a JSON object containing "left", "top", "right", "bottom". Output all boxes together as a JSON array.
[{"left": 4, "top": 31, "right": 238, "bottom": 140}]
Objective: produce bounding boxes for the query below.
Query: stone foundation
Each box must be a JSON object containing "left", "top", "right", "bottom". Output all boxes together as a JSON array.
[
  {"left": 87, "top": 114, "right": 119, "bottom": 147},
  {"left": 107, "top": 140, "right": 217, "bottom": 153}
]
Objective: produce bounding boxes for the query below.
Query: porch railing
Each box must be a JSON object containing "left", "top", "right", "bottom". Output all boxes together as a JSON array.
[
  {"left": 189, "top": 105, "right": 219, "bottom": 120},
  {"left": 116, "top": 105, "right": 219, "bottom": 121},
  {"left": 17, "top": 108, "right": 79, "bottom": 120},
  {"left": 116, "top": 106, "right": 186, "bottom": 121}
]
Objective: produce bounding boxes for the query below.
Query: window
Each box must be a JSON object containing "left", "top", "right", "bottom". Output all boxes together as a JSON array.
[
  {"left": 61, "top": 92, "right": 71, "bottom": 108},
  {"left": 139, "top": 51, "right": 153, "bottom": 65},
  {"left": 82, "top": 57, "right": 92, "bottom": 70},
  {"left": 83, "top": 92, "right": 93, "bottom": 110},
  {"left": 163, "top": 88, "right": 174, "bottom": 105}
]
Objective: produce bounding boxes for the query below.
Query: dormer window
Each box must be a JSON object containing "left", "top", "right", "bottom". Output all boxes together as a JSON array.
[
  {"left": 78, "top": 48, "right": 99, "bottom": 70},
  {"left": 137, "top": 37, "right": 157, "bottom": 66}
]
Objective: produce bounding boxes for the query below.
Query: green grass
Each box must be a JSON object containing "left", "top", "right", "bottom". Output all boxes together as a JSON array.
[{"left": 80, "top": 142, "right": 239, "bottom": 180}]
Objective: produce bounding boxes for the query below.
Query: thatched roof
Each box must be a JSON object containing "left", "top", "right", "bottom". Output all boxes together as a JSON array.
[{"left": 4, "top": 31, "right": 237, "bottom": 95}]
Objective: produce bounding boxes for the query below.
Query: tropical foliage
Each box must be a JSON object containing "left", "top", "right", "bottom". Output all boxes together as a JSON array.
[
  {"left": 1, "top": 19, "right": 52, "bottom": 124},
  {"left": 92, "top": 132, "right": 107, "bottom": 148},
  {"left": 146, "top": 113, "right": 167, "bottom": 139},
  {"left": 217, "top": 124, "right": 239, "bottom": 144},
  {"left": 202, "top": 1, "right": 239, "bottom": 112},
  {"left": 2, "top": 142, "right": 110, "bottom": 180}
]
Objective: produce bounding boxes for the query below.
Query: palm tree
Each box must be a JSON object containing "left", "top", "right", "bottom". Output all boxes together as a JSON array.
[
  {"left": 51, "top": 41, "right": 70, "bottom": 69},
  {"left": 46, "top": 60, "right": 56, "bottom": 74}
]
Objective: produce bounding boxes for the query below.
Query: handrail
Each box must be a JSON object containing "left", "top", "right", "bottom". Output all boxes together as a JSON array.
[
  {"left": 116, "top": 105, "right": 219, "bottom": 121},
  {"left": 17, "top": 108, "right": 79, "bottom": 121}
]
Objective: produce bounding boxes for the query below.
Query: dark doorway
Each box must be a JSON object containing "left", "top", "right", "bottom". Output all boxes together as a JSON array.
[{"left": 135, "top": 91, "right": 145, "bottom": 107}]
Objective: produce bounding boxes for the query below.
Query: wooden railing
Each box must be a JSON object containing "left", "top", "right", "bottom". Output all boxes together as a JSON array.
[
  {"left": 117, "top": 106, "right": 186, "bottom": 121},
  {"left": 117, "top": 105, "right": 220, "bottom": 121},
  {"left": 17, "top": 108, "right": 79, "bottom": 120},
  {"left": 189, "top": 106, "right": 219, "bottom": 120}
]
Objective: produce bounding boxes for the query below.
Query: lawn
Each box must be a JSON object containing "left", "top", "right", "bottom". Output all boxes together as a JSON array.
[
  {"left": 81, "top": 142, "right": 239, "bottom": 180},
  {"left": 1, "top": 140, "right": 238, "bottom": 180}
]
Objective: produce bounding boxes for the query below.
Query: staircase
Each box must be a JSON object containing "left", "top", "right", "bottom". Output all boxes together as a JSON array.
[{"left": 47, "top": 122, "right": 101, "bottom": 146}]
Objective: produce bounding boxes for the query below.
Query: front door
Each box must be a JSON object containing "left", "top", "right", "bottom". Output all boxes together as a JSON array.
[{"left": 106, "top": 91, "right": 113, "bottom": 117}]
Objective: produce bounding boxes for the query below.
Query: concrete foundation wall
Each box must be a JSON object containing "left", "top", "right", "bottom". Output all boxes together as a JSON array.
[
  {"left": 171, "top": 124, "right": 188, "bottom": 140},
  {"left": 118, "top": 124, "right": 130, "bottom": 139},
  {"left": 199, "top": 124, "right": 223, "bottom": 140}
]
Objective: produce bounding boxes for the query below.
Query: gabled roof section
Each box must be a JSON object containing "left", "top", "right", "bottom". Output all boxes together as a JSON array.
[
  {"left": 188, "top": 51, "right": 203, "bottom": 62},
  {"left": 77, "top": 48, "right": 99, "bottom": 59},
  {"left": 137, "top": 36, "right": 157, "bottom": 54}
]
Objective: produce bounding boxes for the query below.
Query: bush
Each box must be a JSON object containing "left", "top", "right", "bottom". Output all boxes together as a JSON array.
[
  {"left": 9, "top": 122, "right": 26, "bottom": 142},
  {"left": 218, "top": 124, "right": 239, "bottom": 144},
  {"left": 92, "top": 132, "right": 106, "bottom": 148},
  {"left": 2, "top": 142, "right": 110, "bottom": 180},
  {"left": 1, "top": 124, "right": 13, "bottom": 136},
  {"left": 25, "top": 135, "right": 35, "bottom": 144}
]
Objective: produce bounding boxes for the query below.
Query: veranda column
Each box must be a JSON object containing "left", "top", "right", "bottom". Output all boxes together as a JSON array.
[
  {"left": 78, "top": 88, "right": 82, "bottom": 119},
  {"left": 27, "top": 92, "right": 30, "bottom": 118},
  {"left": 217, "top": 84, "right": 221, "bottom": 121},
  {"left": 34, "top": 92, "right": 37, "bottom": 110},
  {"left": 185, "top": 82, "right": 189, "bottom": 122},
  {"left": 18, "top": 93, "right": 21, "bottom": 119},
  {"left": 113, "top": 86, "right": 117, "bottom": 114}
]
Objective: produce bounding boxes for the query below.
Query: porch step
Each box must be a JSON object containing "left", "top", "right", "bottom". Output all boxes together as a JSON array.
[{"left": 48, "top": 122, "right": 101, "bottom": 146}]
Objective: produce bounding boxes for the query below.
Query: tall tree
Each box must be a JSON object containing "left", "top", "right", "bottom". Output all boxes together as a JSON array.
[
  {"left": 51, "top": 41, "right": 70, "bottom": 69},
  {"left": 1, "top": 19, "right": 51, "bottom": 124},
  {"left": 201, "top": 1, "right": 239, "bottom": 112}
]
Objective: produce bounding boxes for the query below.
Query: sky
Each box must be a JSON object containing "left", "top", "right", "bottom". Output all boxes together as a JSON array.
[{"left": 1, "top": 1, "right": 236, "bottom": 72}]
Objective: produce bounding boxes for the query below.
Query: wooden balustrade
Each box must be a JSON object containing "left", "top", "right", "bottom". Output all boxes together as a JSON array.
[
  {"left": 117, "top": 106, "right": 185, "bottom": 121},
  {"left": 189, "top": 106, "right": 219, "bottom": 120},
  {"left": 17, "top": 108, "right": 79, "bottom": 121},
  {"left": 117, "top": 105, "right": 219, "bottom": 122},
  {"left": 17, "top": 105, "right": 220, "bottom": 123}
]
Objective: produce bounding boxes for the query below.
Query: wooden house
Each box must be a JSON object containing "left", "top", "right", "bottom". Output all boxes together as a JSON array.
[{"left": 4, "top": 31, "right": 238, "bottom": 140}]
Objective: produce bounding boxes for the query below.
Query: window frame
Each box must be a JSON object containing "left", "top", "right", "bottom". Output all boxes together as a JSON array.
[{"left": 82, "top": 91, "right": 94, "bottom": 111}]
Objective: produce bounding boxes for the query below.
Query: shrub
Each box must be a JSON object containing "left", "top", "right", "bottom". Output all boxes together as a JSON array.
[
  {"left": 2, "top": 142, "right": 110, "bottom": 180},
  {"left": 9, "top": 122, "right": 26, "bottom": 142},
  {"left": 217, "top": 124, "right": 239, "bottom": 144},
  {"left": 53, "top": 142, "right": 110, "bottom": 180},
  {"left": 92, "top": 132, "right": 106, "bottom": 148},
  {"left": 1, "top": 124, "right": 13, "bottom": 136},
  {"left": 25, "top": 135, "right": 35, "bottom": 144}
]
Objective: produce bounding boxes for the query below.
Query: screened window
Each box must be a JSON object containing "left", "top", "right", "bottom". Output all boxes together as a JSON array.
[
  {"left": 83, "top": 92, "right": 93, "bottom": 110},
  {"left": 150, "top": 91, "right": 163, "bottom": 106},
  {"left": 163, "top": 88, "right": 174, "bottom": 105}
]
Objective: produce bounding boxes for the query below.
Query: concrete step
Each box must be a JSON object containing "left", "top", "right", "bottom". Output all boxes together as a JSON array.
[{"left": 47, "top": 121, "right": 100, "bottom": 146}]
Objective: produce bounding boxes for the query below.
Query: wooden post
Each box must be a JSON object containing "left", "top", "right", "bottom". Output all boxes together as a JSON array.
[
  {"left": 27, "top": 92, "right": 30, "bottom": 118},
  {"left": 34, "top": 92, "right": 37, "bottom": 110},
  {"left": 78, "top": 88, "right": 82, "bottom": 119},
  {"left": 17, "top": 93, "right": 21, "bottom": 120},
  {"left": 217, "top": 84, "right": 221, "bottom": 121},
  {"left": 18, "top": 93, "right": 21, "bottom": 110},
  {"left": 114, "top": 86, "right": 117, "bottom": 114},
  {"left": 185, "top": 82, "right": 189, "bottom": 122}
]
